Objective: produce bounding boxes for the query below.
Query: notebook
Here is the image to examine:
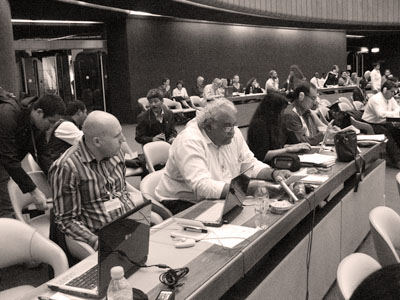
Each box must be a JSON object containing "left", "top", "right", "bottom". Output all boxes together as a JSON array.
[
  {"left": 182, "top": 168, "right": 252, "bottom": 227},
  {"left": 47, "top": 200, "right": 152, "bottom": 299}
]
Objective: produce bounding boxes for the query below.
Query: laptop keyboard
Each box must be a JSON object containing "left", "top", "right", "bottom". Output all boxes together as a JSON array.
[{"left": 66, "top": 265, "right": 98, "bottom": 290}]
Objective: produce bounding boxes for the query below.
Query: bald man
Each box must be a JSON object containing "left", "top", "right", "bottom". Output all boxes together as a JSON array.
[{"left": 49, "top": 111, "right": 139, "bottom": 250}]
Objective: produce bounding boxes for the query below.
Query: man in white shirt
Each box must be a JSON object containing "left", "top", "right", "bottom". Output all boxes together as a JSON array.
[
  {"left": 48, "top": 100, "right": 87, "bottom": 161},
  {"left": 265, "top": 70, "right": 280, "bottom": 92},
  {"left": 310, "top": 72, "right": 324, "bottom": 88},
  {"left": 362, "top": 80, "right": 400, "bottom": 168},
  {"left": 203, "top": 78, "right": 224, "bottom": 101},
  {"left": 370, "top": 63, "right": 382, "bottom": 93},
  {"left": 155, "top": 99, "right": 291, "bottom": 214}
]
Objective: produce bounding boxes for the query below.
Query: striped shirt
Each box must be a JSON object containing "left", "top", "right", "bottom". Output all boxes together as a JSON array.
[{"left": 49, "top": 138, "right": 135, "bottom": 246}]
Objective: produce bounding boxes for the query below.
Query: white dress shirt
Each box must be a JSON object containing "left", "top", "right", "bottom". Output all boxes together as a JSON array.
[
  {"left": 265, "top": 78, "right": 279, "bottom": 91},
  {"left": 155, "top": 122, "right": 269, "bottom": 202},
  {"left": 203, "top": 84, "right": 223, "bottom": 100},
  {"left": 54, "top": 121, "right": 83, "bottom": 145},
  {"left": 362, "top": 92, "right": 400, "bottom": 124},
  {"left": 370, "top": 69, "right": 382, "bottom": 92},
  {"left": 172, "top": 87, "right": 189, "bottom": 98}
]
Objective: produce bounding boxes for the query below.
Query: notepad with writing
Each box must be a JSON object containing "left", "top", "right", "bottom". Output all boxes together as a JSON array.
[{"left": 299, "top": 153, "right": 337, "bottom": 167}]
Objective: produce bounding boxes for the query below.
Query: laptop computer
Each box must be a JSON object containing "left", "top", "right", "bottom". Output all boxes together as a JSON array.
[
  {"left": 47, "top": 200, "right": 152, "bottom": 299},
  {"left": 181, "top": 169, "right": 252, "bottom": 227}
]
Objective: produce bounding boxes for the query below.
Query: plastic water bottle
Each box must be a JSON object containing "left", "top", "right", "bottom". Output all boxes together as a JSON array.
[
  {"left": 254, "top": 181, "right": 270, "bottom": 230},
  {"left": 107, "top": 266, "right": 133, "bottom": 300}
]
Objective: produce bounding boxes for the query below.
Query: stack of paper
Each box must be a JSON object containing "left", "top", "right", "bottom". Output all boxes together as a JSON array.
[
  {"left": 299, "top": 153, "right": 337, "bottom": 167},
  {"left": 300, "top": 174, "right": 330, "bottom": 184},
  {"left": 357, "top": 134, "right": 386, "bottom": 142}
]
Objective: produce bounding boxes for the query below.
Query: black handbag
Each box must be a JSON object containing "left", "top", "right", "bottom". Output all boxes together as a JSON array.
[
  {"left": 334, "top": 130, "right": 365, "bottom": 192},
  {"left": 269, "top": 153, "right": 301, "bottom": 172},
  {"left": 334, "top": 130, "right": 358, "bottom": 162}
]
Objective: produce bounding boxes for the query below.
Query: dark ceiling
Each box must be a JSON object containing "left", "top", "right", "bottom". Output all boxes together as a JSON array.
[{"left": 9, "top": 0, "right": 400, "bottom": 41}]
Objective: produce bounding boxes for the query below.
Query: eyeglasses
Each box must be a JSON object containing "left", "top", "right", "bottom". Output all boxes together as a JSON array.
[
  {"left": 223, "top": 126, "right": 235, "bottom": 133},
  {"left": 305, "top": 94, "right": 317, "bottom": 101}
]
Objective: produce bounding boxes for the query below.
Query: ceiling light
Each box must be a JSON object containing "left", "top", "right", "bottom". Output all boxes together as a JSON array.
[
  {"left": 129, "top": 11, "right": 160, "bottom": 17},
  {"left": 371, "top": 47, "right": 380, "bottom": 53},
  {"left": 12, "top": 19, "right": 102, "bottom": 25},
  {"left": 346, "top": 34, "right": 365, "bottom": 38},
  {"left": 359, "top": 47, "right": 369, "bottom": 53}
]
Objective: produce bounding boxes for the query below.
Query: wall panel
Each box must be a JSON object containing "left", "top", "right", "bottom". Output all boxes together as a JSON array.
[{"left": 116, "top": 17, "right": 346, "bottom": 123}]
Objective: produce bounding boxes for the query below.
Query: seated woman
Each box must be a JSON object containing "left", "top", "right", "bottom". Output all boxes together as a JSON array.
[
  {"left": 158, "top": 78, "right": 172, "bottom": 99},
  {"left": 247, "top": 92, "right": 311, "bottom": 163},
  {"left": 172, "top": 80, "right": 194, "bottom": 108},
  {"left": 232, "top": 74, "right": 244, "bottom": 93},
  {"left": 245, "top": 77, "right": 263, "bottom": 94}
]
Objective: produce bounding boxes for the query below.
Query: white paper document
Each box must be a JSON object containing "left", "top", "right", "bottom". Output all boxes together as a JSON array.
[
  {"left": 299, "top": 153, "right": 337, "bottom": 167},
  {"left": 202, "top": 224, "right": 259, "bottom": 248},
  {"left": 357, "top": 134, "right": 386, "bottom": 142}
]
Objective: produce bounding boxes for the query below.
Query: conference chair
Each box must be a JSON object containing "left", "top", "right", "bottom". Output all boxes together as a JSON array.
[
  {"left": 337, "top": 252, "right": 381, "bottom": 300},
  {"left": 21, "top": 153, "right": 41, "bottom": 172},
  {"left": 0, "top": 218, "right": 69, "bottom": 300},
  {"left": 163, "top": 98, "right": 184, "bottom": 114},
  {"left": 140, "top": 170, "right": 173, "bottom": 221},
  {"left": 352, "top": 101, "right": 364, "bottom": 110},
  {"left": 369, "top": 206, "right": 400, "bottom": 266},
  {"left": 349, "top": 116, "right": 374, "bottom": 134},
  {"left": 339, "top": 96, "right": 357, "bottom": 111},
  {"left": 396, "top": 172, "right": 400, "bottom": 197},
  {"left": 318, "top": 98, "right": 332, "bottom": 107},
  {"left": 190, "top": 95, "right": 206, "bottom": 108},
  {"left": 8, "top": 170, "right": 52, "bottom": 238},
  {"left": 143, "top": 141, "right": 171, "bottom": 173},
  {"left": 138, "top": 97, "right": 149, "bottom": 111}
]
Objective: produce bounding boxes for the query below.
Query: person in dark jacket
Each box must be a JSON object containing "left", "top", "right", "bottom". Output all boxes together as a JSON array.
[
  {"left": 135, "top": 88, "right": 177, "bottom": 145},
  {"left": 0, "top": 89, "right": 65, "bottom": 217},
  {"left": 48, "top": 100, "right": 87, "bottom": 162}
]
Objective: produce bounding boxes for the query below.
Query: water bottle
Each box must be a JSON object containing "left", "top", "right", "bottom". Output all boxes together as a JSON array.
[
  {"left": 107, "top": 266, "right": 133, "bottom": 300},
  {"left": 250, "top": 86, "right": 253, "bottom": 94},
  {"left": 254, "top": 181, "right": 270, "bottom": 230}
]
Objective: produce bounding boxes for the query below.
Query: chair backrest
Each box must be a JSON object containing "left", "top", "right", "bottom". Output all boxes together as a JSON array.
[
  {"left": 190, "top": 96, "right": 206, "bottom": 108},
  {"left": 8, "top": 171, "right": 52, "bottom": 222},
  {"left": 138, "top": 97, "right": 149, "bottom": 111},
  {"left": 396, "top": 172, "right": 400, "bottom": 197},
  {"left": 0, "top": 218, "right": 68, "bottom": 277},
  {"left": 337, "top": 253, "right": 381, "bottom": 300},
  {"left": 319, "top": 98, "right": 331, "bottom": 107},
  {"left": 339, "top": 97, "right": 357, "bottom": 110},
  {"left": 369, "top": 206, "right": 400, "bottom": 266},
  {"left": 352, "top": 101, "right": 364, "bottom": 110},
  {"left": 143, "top": 141, "right": 171, "bottom": 173},
  {"left": 163, "top": 98, "right": 183, "bottom": 113},
  {"left": 140, "top": 170, "right": 173, "bottom": 220},
  {"left": 350, "top": 116, "right": 374, "bottom": 135},
  {"left": 21, "top": 153, "right": 42, "bottom": 172}
]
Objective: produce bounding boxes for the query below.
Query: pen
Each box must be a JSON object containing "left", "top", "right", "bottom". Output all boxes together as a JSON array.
[{"left": 183, "top": 227, "right": 208, "bottom": 233}]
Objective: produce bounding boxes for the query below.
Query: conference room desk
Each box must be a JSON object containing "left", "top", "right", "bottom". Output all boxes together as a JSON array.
[
  {"left": 227, "top": 93, "right": 265, "bottom": 128},
  {"left": 20, "top": 143, "right": 385, "bottom": 300},
  {"left": 317, "top": 85, "right": 359, "bottom": 104}
]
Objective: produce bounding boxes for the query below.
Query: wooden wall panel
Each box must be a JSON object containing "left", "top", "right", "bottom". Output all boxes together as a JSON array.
[
  {"left": 201, "top": 0, "right": 400, "bottom": 24},
  {"left": 121, "top": 17, "right": 346, "bottom": 123}
]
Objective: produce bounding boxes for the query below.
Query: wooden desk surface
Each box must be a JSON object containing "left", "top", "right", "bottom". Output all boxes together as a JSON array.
[
  {"left": 19, "top": 143, "right": 384, "bottom": 300},
  {"left": 317, "top": 85, "right": 358, "bottom": 93}
]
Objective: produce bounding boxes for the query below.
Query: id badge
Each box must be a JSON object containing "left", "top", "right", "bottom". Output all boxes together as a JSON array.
[{"left": 104, "top": 198, "right": 121, "bottom": 212}]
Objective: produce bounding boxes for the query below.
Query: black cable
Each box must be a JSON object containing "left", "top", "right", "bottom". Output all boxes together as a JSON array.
[
  {"left": 115, "top": 250, "right": 189, "bottom": 289},
  {"left": 304, "top": 193, "right": 317, "bottom": 300}
]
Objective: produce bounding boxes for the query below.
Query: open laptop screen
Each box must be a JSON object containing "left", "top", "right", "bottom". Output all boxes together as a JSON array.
[{"left": 98, "top": 200, "right": 151, "bottom": 298}]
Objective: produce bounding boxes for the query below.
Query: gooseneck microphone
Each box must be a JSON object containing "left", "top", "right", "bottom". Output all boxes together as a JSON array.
[{"left": 276, "top": 176, "right": 299, "bottom": 204}]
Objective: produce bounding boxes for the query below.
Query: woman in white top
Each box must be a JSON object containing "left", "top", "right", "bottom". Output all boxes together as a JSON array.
[{"left": 172, "top": 80, "right": 193, "bottom": 108}]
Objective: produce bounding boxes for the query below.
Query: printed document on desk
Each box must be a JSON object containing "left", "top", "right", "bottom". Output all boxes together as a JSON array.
[
  {"left": 357, "top": 134, "right": 386, "bottom": 142},
  {"left": 202, "top": 224, "right": 259, "bottom": 248},
  {"left": 299, "top": 153, "right": 337, "bottom": 167}
]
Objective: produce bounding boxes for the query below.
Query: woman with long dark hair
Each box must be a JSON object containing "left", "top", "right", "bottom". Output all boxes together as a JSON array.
[
  {"left": 288, "top": 64, "right": 307, "bottom": 92},
  {"left": 247, "top": 92, "right": 311, "bottom": 162},
  {"left": 245, "top": 77, "right": 263, "bottom": 94}
]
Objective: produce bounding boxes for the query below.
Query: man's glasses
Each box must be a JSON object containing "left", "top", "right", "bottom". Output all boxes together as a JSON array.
[{"left": 223, "top": 126, "right": 235, "bottom": 133}]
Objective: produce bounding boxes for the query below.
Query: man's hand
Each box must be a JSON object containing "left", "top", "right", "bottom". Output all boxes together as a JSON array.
[
  {"left": 272, "top": 169, "right": 292, "bottom": 182},
  {"left": 285, "top": 143, "right": 311, "bottom": 153},
  {"left": 152, "top": 133, "right": 166, "bottom": 142},
  {"left": 88, "top": 235, "right": 99, "bottom": 251},
  {"left": 30, "top": 188, "right": 48, "bottom": 211}
]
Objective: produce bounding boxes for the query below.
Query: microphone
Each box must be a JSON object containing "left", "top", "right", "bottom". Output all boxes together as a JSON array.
[{"left": 276, "top": 175, "right": 299, "bottom": 204}]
